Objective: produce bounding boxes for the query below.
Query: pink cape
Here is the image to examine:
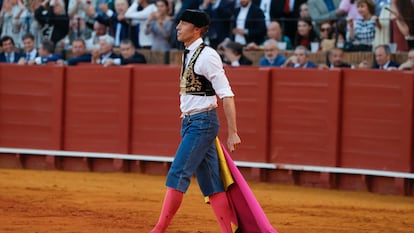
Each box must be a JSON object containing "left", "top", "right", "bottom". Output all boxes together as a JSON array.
[{"left": 217, "top": 139, "right": 278, "bottom": 233}]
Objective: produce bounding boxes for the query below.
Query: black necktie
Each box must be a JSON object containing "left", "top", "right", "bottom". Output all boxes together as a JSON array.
[{"left": 181, "top": 49, "right": 190, "bottom": 75}]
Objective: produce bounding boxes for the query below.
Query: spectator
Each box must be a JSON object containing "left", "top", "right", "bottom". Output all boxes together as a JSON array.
[
  {"left": 371, "top": 44, "right": 399, "bottom": 69},
  {"left": 232, "top": 0, "right": 266, "bottom": 46},
  {"left": 31, "top": 39, "right": 62, "bottom": 64},
  {"left": 339, "top": 0, "right": 363, "bottom": 39},
  {"left": 319, "top": 47, "right": 352, "bottom": 69},
  {"left": 293, "top": 17, "right": 319, "bottom": 50},
  {"left": 221, "top": 41, "right": 252, "bottom": 66},
  {"left": 96, "top": 0, "right": 131, "bottom": 47},
  {"left": 397, "top": 48, "right": 414, "bottom": 70},
  {"left": 67, "top": 0, "right": 96, "bottom": 32},
  {"left": 34, "top": 0, "right": 70, "bottom": 45},
  {"left": 268, "top": 0, "right": 307, "bottom": 43},
  {"left": 347, "top": 0, "right": 381, "bottom": 51},
  {"left": 125, "top": 0, "right": 157, "bottom": 49},
  {"left": 308, "top": 0, "right": 345, "bottom": 32},
  {"left": 319, "top": 21, "right": 336, "bottom": 51},
  {"left": 202, "top": 0, "right": 235, "bottom": 49},
  {"left": 246, "top": 21, "right": 293, "bottom": 51},
  {"left": 299, "top": 2, "right": 310, "bottom": 18},
  {"left": 390, "top": 0, "right": 414, "bottom": 50},
  {"left": 91, "top": 34, "right": 120, "bottom": 64},
  {"left": 283, "top": 45, "right": 317, "bottom": 68},
  {"left": 144, "top": 0, "right": 173, "bottom": 51},
  {"left": 85, "top": 21, "right": 108, "bottom": 51},
  {"left": 258, "top": 39, "right": 286, "bottom": 67},
  {"left": 104, "top": 39, "right": 146, "bottom": 65},
  {"left": 0, "top": 0, "right": 29, "bottom": 48},
  {"left": 18, "top": 33, "right": 38, "bottom": 64},
  {"left": 0, "top": 35, "right": 22, "bottom": 63},
  {"left": 58, "top": 38, "right": 91, "bottom": 65}
]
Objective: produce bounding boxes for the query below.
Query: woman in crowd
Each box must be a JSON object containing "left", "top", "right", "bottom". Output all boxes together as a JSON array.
[
  {"left": 144, "top": 0, "right": 173, "bottom": 51},
  {"left": 293, "top": 17, "right": 319, "bottom": 50}
]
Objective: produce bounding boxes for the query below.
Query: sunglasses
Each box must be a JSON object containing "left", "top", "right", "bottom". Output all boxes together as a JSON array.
[{"left": 320, "top": 27, "right": 331, "bottom": 32}]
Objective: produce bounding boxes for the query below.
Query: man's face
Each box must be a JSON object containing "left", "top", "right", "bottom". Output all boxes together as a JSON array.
[
  {"left": 329, "top": 49, "right": 344, "bottom": 67},
  {"left": 23, "top": 38, "right": 35, "bottom": 52},
  {"left": 267, "top": 22, "right": 281, "bottom": 40},
  {"left": 1, "top": 39, "right": 14, "bottom": 53},
  {"left": 375, "top": 47, "right": 389, "bottom": 67},
  {"left": 294, "top": 48, "right": 308, "bottom": 66},
  {"left": 38, "top": 45, "right": 48, "bottom": 56},
  {"left": 71, "top": 41, "right": 86, "bottom": 57},
  {"left": 99, "top": 40, "right": 112, "bottom": 54},
  {"left": 94, "top": 23, "right": 107, "bottom": 36},
  {"left": 120, "top": 43, "right": 135, "bottom": 59},
  {"left": 115, "top": 0, "right": 128, "bottom": 14},
  {"left": 176, "top": 21, "right": 198, "bottom": 43},
  {"left": 263, "top": 43, "right": 278, "bottom": 60},
  {"left": 239, "top": 0, "right": 250, "bottom": 7}
]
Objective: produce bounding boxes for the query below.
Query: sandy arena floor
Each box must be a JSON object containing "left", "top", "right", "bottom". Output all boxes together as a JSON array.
[{"left": 0, "top": 169, "right": 413, "bottom": 233}]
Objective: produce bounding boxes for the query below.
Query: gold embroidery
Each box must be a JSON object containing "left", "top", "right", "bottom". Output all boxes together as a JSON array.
[{"left": 180, "top": 44, "right": 206, "bottom": 95}]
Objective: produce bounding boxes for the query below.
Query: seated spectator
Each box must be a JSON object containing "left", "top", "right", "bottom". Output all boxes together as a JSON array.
[
  {"left": 319, "top": 47, "right": 352, "bottom": 69},
  {"left": 245, "top": 21, "right": 293, "bottom": 51},
  {"left": 85, "top": 21, "right": 108, "bottom": 51},
  {"left": 222, "top": 41, "right": 252, "bottom": 66},
  {"left": 104, "top": 39, "right": 146, "bottom": 66},
  {"left": 397, "top": 48, "right": 414, "bottom": 70},
  {"left": 282, "top": 45, "right": 317, "bottom": 68},
  {"left": 34, "top": 0, "right": 69, "bottom": 45},
  {"left": 347, "top": 0, "right": 380, "bottom": 51},
  {"left": 294, "top": 17, "right": 319, "bottom": 50},
  {"left": 31, "top": 39, "right": 62, "bottom": 64},
  {"left": 258, "top": 39, "right": 286, "bottom": 67},
  {"left": 0, "top": 35, "right": 22, "bottom": 63},
  {"left": 371, "top": 44, "right": 399, "bottom": 69},
  {"left": 91, "top": 35, "right": 120, "bottom": 64},
  {"left": 18, "top": 33, "right": 39, "bottom": 64},
  {"left": 144, "top": 0, "right": 174, "bottom": 51},
  {"left": 58, "top": 39, "right": 92, "bottom": 65}
]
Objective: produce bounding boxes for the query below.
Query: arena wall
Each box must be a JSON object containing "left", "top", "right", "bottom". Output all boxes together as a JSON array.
[{"left": 0, "top": 64, "right": 413, "bottom": 196}]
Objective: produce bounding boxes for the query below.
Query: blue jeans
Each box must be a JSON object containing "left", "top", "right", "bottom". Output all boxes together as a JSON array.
[{"left": 166, "top": 109, "right": 224, "bottom": 196}]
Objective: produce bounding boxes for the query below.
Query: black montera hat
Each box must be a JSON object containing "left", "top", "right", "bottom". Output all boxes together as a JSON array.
[{"left": 179, "top": 9, "right": 210, "bottom": 28}]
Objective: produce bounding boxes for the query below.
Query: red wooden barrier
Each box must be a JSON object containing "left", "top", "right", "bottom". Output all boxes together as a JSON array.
[
  {"left": 0, "top": 65, "right": 64, "bottom": 170},
  {"left": 63, "top": 66, "right": 132, "bottom": 172},
  {"left": 339, "top": 69, "right": 414, "bottom": 194},
  {"left": 267, "top": 68, "right": 342, "bottom": 187}
]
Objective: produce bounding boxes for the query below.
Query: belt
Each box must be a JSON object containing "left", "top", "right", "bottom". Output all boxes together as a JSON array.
[{"left": 181, "top": 107, "right": 216, "bottom": 118}]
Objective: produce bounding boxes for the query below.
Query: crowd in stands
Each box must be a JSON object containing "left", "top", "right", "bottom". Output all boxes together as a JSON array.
[{"left": 0, "top": 0, "right": 413, "bottom": 70}]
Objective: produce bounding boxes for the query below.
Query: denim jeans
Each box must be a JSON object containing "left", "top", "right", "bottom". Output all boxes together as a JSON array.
[{"left": 166, "top": 109, "right": 225, "bottom": 196}]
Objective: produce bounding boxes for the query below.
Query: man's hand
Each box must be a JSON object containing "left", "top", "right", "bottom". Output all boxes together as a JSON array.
[{"left": 227, "top": 133, "right": 241, "bottom": 152}]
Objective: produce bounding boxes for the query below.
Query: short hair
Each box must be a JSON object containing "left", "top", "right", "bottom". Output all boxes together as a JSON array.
[
  {"left": 295, "top": 45, "right": 310, "bottom": 57},
  {"left": 0, "top": 36, "right": 15, "bottom": 46},
  {"left": 99, "top": 35, "right": 115, "bottom": 46},
  {"left": 40, "top": 39, "right": 55, "bottom": 53},
  {"left": 72, "top": 38, "right": 86, "bottom": 46},
  {"left": 225, "top": 41, "right": 243, "bottom": 56},
  {"left": 263, "top": 39, "right": 278, "bottom": 48},
  {"left": 120, "top": 39, "right": 135, "bottom": 48},
  {"left": 375, "top": 44, "right": 391, "bottom": 54},
  {"left": 22, "top": 33, "right": 35, "bottom": 41},
  {"left": 356, "top": 0, "right": 375, "bottom": 15}
]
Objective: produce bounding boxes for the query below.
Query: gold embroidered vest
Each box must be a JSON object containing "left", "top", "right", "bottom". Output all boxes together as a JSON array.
[{"left": 179, "top": 44, "right": 216, "bottom": 96}]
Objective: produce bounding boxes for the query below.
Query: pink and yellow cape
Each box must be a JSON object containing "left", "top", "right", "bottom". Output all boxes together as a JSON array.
[{"left": 215, "top": 138, "right": 278, "bottom": 233}]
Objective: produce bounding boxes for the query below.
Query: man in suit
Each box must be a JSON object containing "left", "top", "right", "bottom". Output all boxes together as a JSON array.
[
  {"left": 104, "top": 39, "right": 146, "bottom": 66},
  {"left": 269, "top": 0, "right": 307, "bottom": 43},
  {"left": 18, "top": 33, "right": 38, "bottom": 64},
  {"left": 91, "top": 35, "right": 120, "bottom": 64},
  {"left": 58, "top": 39, "right": 92, "bottom": 66},
  {"left": 283, "top": 45, "right": 317, "bottom": 68},
  {"left": 232, "top": 0, "right": 266, "bottom": 46},
  {"left": 372, "top": 44, "right": 400, "bottom": 70},
  {"left": 0, "top": 36, "right": 22, "bottom": 63},
  {"left": 201, "top": 0, "right": 235, "bottom": 49},
  {"left": 320, "top": 47, "right": 352, "bottom": 69},
  {"left": 30, "top": 39, "right": 62, "bottom": 65}
]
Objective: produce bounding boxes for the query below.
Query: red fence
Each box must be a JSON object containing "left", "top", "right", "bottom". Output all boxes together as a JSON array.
[{"left": 0, "top": 64, "right": 413, "bottom": 195}]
